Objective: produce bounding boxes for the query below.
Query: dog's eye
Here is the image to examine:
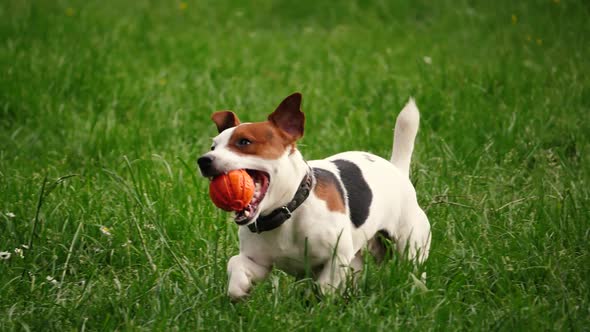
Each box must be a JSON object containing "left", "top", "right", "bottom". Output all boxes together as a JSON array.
[
  {"left": 237, "top": 138, "right": 252, "bottom": 146},
  {"left": 210, "top": 145, "right": 216, "bottom": 151}
]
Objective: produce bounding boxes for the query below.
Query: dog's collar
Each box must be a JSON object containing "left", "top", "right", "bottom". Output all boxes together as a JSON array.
[{"left": 248, "top": 169, "right": 314, "bottom": 234}]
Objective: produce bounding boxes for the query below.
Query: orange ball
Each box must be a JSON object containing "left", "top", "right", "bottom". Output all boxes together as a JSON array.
[{"left": 209, "top": 169, "right": 255, "bottom": 211}]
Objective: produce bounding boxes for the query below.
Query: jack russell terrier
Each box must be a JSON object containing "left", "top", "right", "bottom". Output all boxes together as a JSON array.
[{"left": 197, "top": 93, "right": 431, "bottom": 300}]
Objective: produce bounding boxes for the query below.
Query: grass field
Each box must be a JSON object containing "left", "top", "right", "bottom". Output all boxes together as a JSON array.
[{"left": 1, "top": 0, "right": 589, "bottom": 330}]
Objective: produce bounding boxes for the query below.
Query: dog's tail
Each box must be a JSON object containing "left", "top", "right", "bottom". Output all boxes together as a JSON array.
[{"left": 390, "top": 98, "right": 420, "bottom": 177}]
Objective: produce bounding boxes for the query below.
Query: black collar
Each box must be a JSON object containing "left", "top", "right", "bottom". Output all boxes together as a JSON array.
[{"left": 247, "top": 169, "right": 314, "bottom": 234}]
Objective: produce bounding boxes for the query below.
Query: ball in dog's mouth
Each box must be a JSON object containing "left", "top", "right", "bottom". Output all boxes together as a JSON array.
[{"left": 234, "top": 170, "right": 270, "bottom": 225}]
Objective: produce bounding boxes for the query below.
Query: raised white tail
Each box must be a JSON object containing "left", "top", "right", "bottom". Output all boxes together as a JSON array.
[{"left": 390, "top": 98, "right": 420, "bottom": 177}]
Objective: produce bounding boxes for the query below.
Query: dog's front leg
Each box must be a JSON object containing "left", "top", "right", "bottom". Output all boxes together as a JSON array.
[
  {"left": 315, "top": 253, "right": 354, "bottom": 295},
  {"left": 315, "top": 233, "right": 356, "bottom": 295},
  {"left": 227, "top": 254, "right": 271, "bottom": 301}
]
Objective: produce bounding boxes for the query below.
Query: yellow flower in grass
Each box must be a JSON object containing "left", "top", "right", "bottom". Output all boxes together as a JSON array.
[
  {"left": 100, "top": 225, "right": 112, "bottom": 237},
  {"left": 536, "top": 38, "right": 543, "bottom": 45},
  {"left": 66, "top": 7, "right": 75, "bottom": 16},
  {"left": 511, "top": 14, "right": 517, "bottom": 25},
  {"left": 179, "top": 2, "right": 187, "bottom": 10}
]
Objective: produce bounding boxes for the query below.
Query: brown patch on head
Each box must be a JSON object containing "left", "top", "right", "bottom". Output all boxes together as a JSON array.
[
  {"left": 312, "top": 168, "right": 346, "bottom": 213},
  {"left": 227, "top": 122, "right": 295, "bottom": 159}
]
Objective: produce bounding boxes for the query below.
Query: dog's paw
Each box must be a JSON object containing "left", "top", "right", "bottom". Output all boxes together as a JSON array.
[{"left": 228, "top": 283, "right": 250, "bottom": 302}]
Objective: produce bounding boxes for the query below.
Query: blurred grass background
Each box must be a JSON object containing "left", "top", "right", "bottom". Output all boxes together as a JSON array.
[{"left": 1, "top": 0, "right": 589, "bottom": 330}]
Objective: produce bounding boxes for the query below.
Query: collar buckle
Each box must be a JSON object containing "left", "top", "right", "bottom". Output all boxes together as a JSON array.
[{"left": 277, "top": 206, "right": 291, "bottom": 219}]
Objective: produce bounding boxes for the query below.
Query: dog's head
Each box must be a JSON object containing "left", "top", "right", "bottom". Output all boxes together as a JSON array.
[{"left": 197, "top": 93, "right": 305, "bottom": 225}]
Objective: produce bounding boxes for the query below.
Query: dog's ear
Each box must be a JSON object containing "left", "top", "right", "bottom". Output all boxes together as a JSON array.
[
  {"left": 268, "top": 92, "right": 305, "bottom": 140},
  {"left": 211, "top": 111, "right": 240, "bottom": 133}
]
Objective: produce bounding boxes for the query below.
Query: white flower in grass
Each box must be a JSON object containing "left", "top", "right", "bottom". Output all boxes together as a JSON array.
[
  {"left": 0, "top": 251, "right": 11, "bottom": 260},
  {"left": 46, "top": 276, "right": 60, "bottom": 287},
  {"left": 100, "top": 225, "right": 112, "bottom": 237},
  {"left": 21, "top": 244, "right": 29, "bottom": 249},
  {"left": 14, "top": 248, "right": 23, "bottom": 258},
  {"left": 423, "top": 56, "right": 433, "bottom": 65},
  {"left": 6, "top": 212, "right": 15, "bottom": 218}
]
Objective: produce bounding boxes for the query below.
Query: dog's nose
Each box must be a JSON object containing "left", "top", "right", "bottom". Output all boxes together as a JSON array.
[{"left": 197, "top": 155, "right": 215, "bottom": 175}]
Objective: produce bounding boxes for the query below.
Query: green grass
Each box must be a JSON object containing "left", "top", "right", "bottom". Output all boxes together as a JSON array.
[{"left": 1, "top": 0, "right": 589, "bottom": 330}]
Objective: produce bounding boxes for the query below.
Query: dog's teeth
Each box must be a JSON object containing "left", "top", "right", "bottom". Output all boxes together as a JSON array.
[{"left": 244, "top": 210, "right": 250, "bottom": 217}]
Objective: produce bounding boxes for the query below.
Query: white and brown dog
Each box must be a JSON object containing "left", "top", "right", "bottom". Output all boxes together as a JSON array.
[{"left": 198, "top": 93, "right": 431, "bottom": 300}]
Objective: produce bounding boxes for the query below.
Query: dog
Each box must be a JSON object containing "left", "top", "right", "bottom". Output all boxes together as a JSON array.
[{"left": 197, "top": 93, "right": 431, "bottom": 300}]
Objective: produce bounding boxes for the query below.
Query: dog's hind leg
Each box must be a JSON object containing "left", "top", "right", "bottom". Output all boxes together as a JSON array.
[
  {"left": 367, "top": 230, "right": 395, "bottom": 264},
  {"left": 227, "top": 254, "right": 271, "bottom": 301},
  {"left": 394, "top": 205, "right": 431, "bottom": 264}
]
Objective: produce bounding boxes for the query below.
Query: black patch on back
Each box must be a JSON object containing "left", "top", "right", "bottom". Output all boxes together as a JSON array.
[
  {"left": 312, "top": 167, "right": 346, "bottom": 205},
  {"left": 331, "top": 159, "right": 373, "bottom": 227}
]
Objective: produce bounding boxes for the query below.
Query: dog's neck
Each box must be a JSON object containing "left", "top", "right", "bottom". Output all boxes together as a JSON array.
[{"left": 259, "top": 148, "right": 309, "bottom": 217}]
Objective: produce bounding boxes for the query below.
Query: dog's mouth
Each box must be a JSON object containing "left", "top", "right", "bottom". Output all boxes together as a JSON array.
[{"left": 234, "top": 170, "right": 270, "bottom": 225}]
